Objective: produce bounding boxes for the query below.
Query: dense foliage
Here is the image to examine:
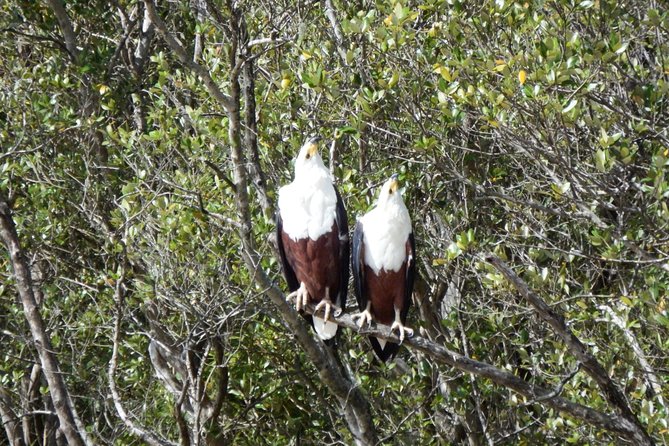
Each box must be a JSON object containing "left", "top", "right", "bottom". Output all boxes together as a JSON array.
[{"left": 1, "top": 0, "right": 667, "bottom": 444}]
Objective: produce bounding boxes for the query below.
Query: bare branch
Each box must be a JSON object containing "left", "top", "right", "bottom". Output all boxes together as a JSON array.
[
  {"left": 246, "top": 36, "right": 290, "bottom": 48},
  {"left": 207, "top": 339, "right": 228, "bottom": 425},
  {"left": 0, "top": 387, "right": 24, "bottom": 446},
  {"left": 45, "top": 0, "right": 79, "bottom": 61},
  {"left": 241, "top": 54, "right": 273, "bottom": 216},
  {"left": 296, "top": 300, "right": 653, "bottom": 445},
  {"left": 0, "top": 27, "right": 69, "bottom": 56},
  {"left": 323, "top": 0, "right": 344, "bottom": 45},
  {"left": 219, "top": 26, "right": 377, "bottom": 435},
  {"left": 108, "top": 274, "right": 179, "bottom": 446},
  {"left": 134, "top": 3, "right": 156, "bottom": 75},
  {"left": 599, "top": 305, "right": 664, "bottom": 406},
  {"left": 239, "top": 247, "right": 377, "bottom": 445},
  {"left": 528, "top": 363, "right": 581, "bottom": 404},
  {"left": 485, "top": 254, "right": 653, "bottom": 446}
]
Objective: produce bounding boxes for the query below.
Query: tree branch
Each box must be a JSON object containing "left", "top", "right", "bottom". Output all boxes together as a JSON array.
[
  {"left": 322, "top": 0, "right": 347, "bottom": 64},
  {"left": 294, "top": 299, "right": 653, "bottom": 445},
  {"left": 212, "top": 11, "right": 376, "bottom": 432},
  {"left": 323, "top": 0, "right": 344, "bottom": 46},
  {"left": 45, "top": 0, "right": 79, "bottom": 61},
  {"left": 240, "top": 247, "right": 377, "bottom": 445},
  {"left": 0, "top": 201, "right": 87, "bottom": 446},
  {"left": 0, "top": 387, "right": 24, "bottom": 446},
  {"left": 134, "top": 3, "right": 156, "bottom": 75},
  {"left": 241, "top": 56, "right": 273, "bottom": 217},
  {"left": 108, "top": 273, "right": 178, "bottom": 446},
  {"left": 485, "top": 254, "right": 653, "bottom": 446},
  {"left": 143, "top": 0, "right": 235, "bottom": 112},
  {"left": 599, "top": 304, "right": 664, "bottom": 406}
]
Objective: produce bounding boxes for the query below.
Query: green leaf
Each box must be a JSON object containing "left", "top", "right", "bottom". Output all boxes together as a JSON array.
[
  {"left": 594, "top": 149, "right": 607, "bottom": 171},
  {"left": 562, "top": 99, "right": 578, "bottom": 114}
]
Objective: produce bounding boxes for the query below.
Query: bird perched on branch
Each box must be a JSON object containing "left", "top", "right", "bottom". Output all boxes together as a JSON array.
[
  {"left": 276, "top": 136, "right": 349, "bottom": 342},
  {"left": 352, "top": 174, "right": 416, "bottom": 361}
]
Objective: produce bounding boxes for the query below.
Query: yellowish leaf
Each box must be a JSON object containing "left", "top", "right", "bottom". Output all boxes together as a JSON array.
[
  {"left": 518, "top": 70, "right": 527, "bottom": 85},
  {"left": 387, "top": 71, "right": 400, "bottom": 88},
  {"left": 439, "top": 66, "right": 452, "bottom": 82}
]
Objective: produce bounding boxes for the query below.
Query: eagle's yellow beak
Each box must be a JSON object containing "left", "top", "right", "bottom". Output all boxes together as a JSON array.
[
  {"left": 306, "top": 142, "right": 319, "bottom": 159},
  {"left": 388, "top": 174, "right": 400, "bottom": 194}
]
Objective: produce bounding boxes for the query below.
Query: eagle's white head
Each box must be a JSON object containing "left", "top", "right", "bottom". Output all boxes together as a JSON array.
[
  {"left": 377, "top": 173, "right": 404, "bottom": 209},
  {"left": 294, "top": 136, "right": 328, "bottom": 180}
]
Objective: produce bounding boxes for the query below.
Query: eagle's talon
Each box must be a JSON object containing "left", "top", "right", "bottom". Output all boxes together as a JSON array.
[
  {"left": 390, "top": 321, "right": 413, "bottom": 344},
  {"left": 285, "top": 290, "right": 297, "bottom": 303},
  {"left": 352, "top": 309, "right": 373, "bottom": 328},
  {"left": 315, "top": 299, "right": 335, "bottom": 322},
  {"left": 290, "top": 283, "right": 309, "bottom": 312}
]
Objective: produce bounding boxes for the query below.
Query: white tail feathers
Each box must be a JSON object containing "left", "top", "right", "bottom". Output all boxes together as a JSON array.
[{"left": 313, "top": 316, "right": 338, "bottom": 340}]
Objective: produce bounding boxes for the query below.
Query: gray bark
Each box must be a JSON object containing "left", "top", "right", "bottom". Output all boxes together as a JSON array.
[
  {"left": 0, "top": 201, "right": 85, "bottom": 446},
  {"left": 486, "top": 254, "right": 653, "bottom": 446},
  {"left": 298, "top": 299, "right": 654, "bottom": 446}
]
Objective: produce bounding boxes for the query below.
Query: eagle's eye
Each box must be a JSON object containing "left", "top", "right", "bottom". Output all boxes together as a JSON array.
[{"left": 305, "top": 154, "right": 311, "bottom": 160}]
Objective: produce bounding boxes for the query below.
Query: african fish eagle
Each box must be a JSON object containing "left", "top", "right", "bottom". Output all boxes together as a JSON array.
[
  {"left": 351, "top": 174, "right": 415, "bottom": 361},
  {"left": 276, "top": 136, "right": 349, "bottom": 341}
]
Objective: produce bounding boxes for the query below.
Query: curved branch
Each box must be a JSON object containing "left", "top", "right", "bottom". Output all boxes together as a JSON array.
[
  {"left": 108, "top": 275, "right": 179, "bottom": 446},
  {"left": 485, "top": 254, "right": 653, "bottom": 446},
  {"left": 291, "top": 297, "right": 653, "bottom": 445},
  {"left": 599, "top": 305, "right": 664, "bottom": 406}
]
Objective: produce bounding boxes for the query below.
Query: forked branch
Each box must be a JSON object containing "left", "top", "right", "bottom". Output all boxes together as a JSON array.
[{"left": 485, "top": 254, "right": 653, "bottom": 446}]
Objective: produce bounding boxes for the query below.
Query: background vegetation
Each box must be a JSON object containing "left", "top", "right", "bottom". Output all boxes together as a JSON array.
[{"left": 1, "top": 0, "right": 667, "bottom": 444}]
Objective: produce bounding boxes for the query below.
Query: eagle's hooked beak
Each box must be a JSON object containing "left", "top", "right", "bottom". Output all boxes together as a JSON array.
[
  {"left": 388, "top": 173, "right": 400, "bottom": 194},
  {"left": 305, "top": 136, "right": 322, "bottom": 159}
]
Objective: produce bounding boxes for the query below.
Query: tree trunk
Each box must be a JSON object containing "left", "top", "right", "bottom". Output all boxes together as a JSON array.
[{"left": 0, "top": 201, "right": 86, "bottom": 446}]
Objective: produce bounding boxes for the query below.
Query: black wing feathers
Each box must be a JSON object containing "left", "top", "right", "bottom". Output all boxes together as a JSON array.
[
  {"left": 402, "top": 232, "right": 416, "bottom": 322},
  {"left": 334, "top": 187, "right": 350, "bottom": 310},
  {"left": 275, "top": 211, "right": 299, "bottom": 291},
  {"left": 370, "top": 339, "right": 399, "bottom": 363},
  {"left": 351, "top": 220, "right": 366, "bottom": 311}
]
